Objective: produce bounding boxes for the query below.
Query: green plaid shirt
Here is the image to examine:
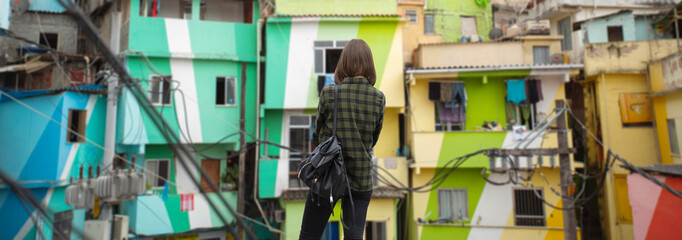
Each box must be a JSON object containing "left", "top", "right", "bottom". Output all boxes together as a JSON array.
[{"left": 312, "top": 77, "right": 386, "bottom": 192}]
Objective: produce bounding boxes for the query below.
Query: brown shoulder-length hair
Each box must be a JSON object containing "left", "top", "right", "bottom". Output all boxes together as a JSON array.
[{"left": 334, "top": 39, "right": 377, "bottom": 86}]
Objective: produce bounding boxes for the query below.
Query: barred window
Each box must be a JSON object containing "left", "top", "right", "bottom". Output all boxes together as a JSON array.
[{"left": 513, "top": 188, "right": 546, "bottom": 226}]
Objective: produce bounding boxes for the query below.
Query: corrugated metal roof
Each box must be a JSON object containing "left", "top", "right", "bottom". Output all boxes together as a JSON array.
[
  {"left": 623, "top": 164, "right": 682, "bottom": 177},
  {"left": 406, "top": 63, "right": 584, "bottom": 73},
  {"left": 269, "top": 13, "right": 403, "bottom": 18},
  {"left": 28, "top": 0, "right": 68, "bottom": 13}
]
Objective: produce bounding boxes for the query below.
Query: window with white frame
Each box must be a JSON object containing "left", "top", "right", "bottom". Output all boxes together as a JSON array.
[
  {"left": 438, "top": 188, "right": 468, "bottom": 221},
  {"left": 216, "top": 76, "right": 236, "bottom": 106},
  {"left": 405, "top": 9, "right": 417, "bottom": 23},
  {"left": 314, "top": 40, "right": 349, "bottom": 75},
  {"left": 288, "top": 115, "right": 316, "bottom": 188},
  {"left": 146, "top": 159, "right": 170, "bottom": 189},
  {"left": 513, "top": 188, "right": 545, "bottom": 226},
  {"left": 424, "top": 14, "right": 435, "bottom": 34},
  {"left": 149, "top": 75, "right": 172, "bottom": 105}
]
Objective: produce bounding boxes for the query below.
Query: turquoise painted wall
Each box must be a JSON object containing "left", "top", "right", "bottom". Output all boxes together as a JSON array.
[
  {"left": 419, "top": 169, "right": 488, "bottom": 239},
  {"left": 273, "top": 0, "right": 396, "bottom": 15},
  {"left": 425, "top": 0, "right": 492, "bottom": 42}
]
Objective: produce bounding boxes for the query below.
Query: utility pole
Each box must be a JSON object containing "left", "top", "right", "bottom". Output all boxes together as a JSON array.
[
  {"left": 556, "top": 100, "right": 578, "bottom": 240},
  {"left": 238, "top": 62, "right": 247, "bottom": 237}
]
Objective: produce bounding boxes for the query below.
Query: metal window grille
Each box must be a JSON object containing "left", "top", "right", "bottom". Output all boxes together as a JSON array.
[
  {"left": 513, "top": 188, "right": 546, "bottom": 226},
  {"left": 405, "top": 9, "right": 417, "bottom": 23}
]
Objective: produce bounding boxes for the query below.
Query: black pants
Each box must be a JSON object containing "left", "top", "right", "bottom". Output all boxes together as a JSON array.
[{"left": 299, "top": 190, "right": 372, "bottom": 240}]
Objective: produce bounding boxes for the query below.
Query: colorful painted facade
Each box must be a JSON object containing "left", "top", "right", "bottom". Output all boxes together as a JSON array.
[
  {"left": 0, "top": 90, "right": 107, "bottom": 239},
  {"left": 259, "top": 1, "right": 409, "bottom": 239},
  {"left": 648, "top": 51, "right": 682, "bottom": 165},
  {"left": 115, "top": 0, "right": 260, "bottom": 237},
  {"left": 406, "top": 36, "right": 582, "bottom": 239},
  {"left": 582, "top": 39, "right": 679, "bottom": 240},
  {"left": 424, "top": 0, "right": 493, "bottom": 43},
  {"left": 625, "top": 166, "right": 682, "bottom": 240}
]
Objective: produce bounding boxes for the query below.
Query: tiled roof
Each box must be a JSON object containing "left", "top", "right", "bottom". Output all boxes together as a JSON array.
[
  {"left": 623, "top": 164, "right": 682, "bottom": 178},
  {"left": 281, "top": 187, "right": 405, "bottom": 202}
]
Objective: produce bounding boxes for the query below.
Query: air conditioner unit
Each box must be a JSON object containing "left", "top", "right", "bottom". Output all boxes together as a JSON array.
[
  {"left": 522, "top": 20, "right": 550, "bottom": 35},
  {"left": 113, "top": 215, "right": 130, "bottom": 240},
  {"left": 274, "top": 210, "right": 285, "bottom": 223},
  {"left": 84, "top": 220, "right": 111, "bottom": 240}
]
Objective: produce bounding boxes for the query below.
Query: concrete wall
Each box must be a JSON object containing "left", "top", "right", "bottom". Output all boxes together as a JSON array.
[
  {"left": 9, "top": 12, "right": 79, "bottom": 54},
  {"left": 398, "top": 0, "right": 442, "bottom": 64},
  {"left": 416, "top": 42, "right": 524, "bottom": 68},
  {"left": 580, "top": 11, "right": 637, "bottom": 43},
  {"left": 584, "top": 39, "right": 678, "bottom": 76},
  {"left": 425, "top": 0, "right": 493, "bottom": 43},
  {"left": 521, "top": 35, "right": 564, "bottom": 64}
]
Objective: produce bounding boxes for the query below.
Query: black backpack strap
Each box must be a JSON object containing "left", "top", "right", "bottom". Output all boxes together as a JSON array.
[
  {"left": 340, "top": 170, "right": 355, "bottom": 230},
  {"left": 332, "top": 84, "right": 338, "bottom": 137}
]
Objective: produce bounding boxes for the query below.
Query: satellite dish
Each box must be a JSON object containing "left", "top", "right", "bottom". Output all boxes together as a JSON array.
[
  {"left": 489, "top": 28, "right": 503, "bottom": 40},
  {"left": 550, "top": 53, "right": 565, "bottom": 64},
  {"left": 11, "top": 0, "right": 30, "bottom": 15}
]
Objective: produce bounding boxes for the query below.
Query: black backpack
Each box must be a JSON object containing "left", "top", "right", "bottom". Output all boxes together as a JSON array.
[{"left": 297, "top": 84, "right": 354, "bottom": 228}]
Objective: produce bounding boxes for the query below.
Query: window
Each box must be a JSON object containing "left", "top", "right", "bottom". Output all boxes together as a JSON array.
[
  {"left": 199, "top": 0, "right": 250, "bottom": 23},
  {"left": 39, "top": 33, "right": 58, "bottom": 50},
  {"left": 365, "top": 221, "right": 386, "bottom": 240},
  {"left": 139, "top": 0, "right": 192, "bottom": 19},
  {"left": 424, "top": 14, "right": 435, "bottom": 34},
  {"left": 669, "top": 119, "right": 680, "bottom": 155},
  {"left": 314, "top": 40, "right": 347, "bottom": 74},
  {"left": 150, "top": 75, "right": 172, "bottom": 105},
  {"left": 146, "top": 159, "right": 170, "bottom": 188},
  {"left": 288, "top": 115, "right": 316, "bottom": 188},
  {"left": 321, "top": 222, "right": 339, "bottom": 240},
  {"left": 430, "top": 81, "right": 466, "bottom": 131},
  {"left": 533, "top": 46, "right": 550, "bottom": 64},
  {"left": 607, "top": 26, "right": 624, "bottom": 42},
  {"left": 438, "top": 189, "right": 468, "bottom": 221},
  {"left": 513, "top": 188, "right": 545, "bottom": 226},
  {"left": 67, "top": 109, "right": 86, "bottom": 143},
  {"left": 405, "top": 9, "right": 417, "bottom": 23},
  {"left": 614, "top": 174, "right": 633, "bottom": 224},
  {"left": 460, "top": 16, "right": 478, "bottom": 36},
  {"left": 558, "top": 17, "right": 572, "bottom": 51},
  {"left": 53, "top": 210, "right": 73, "bottom": 240},
  {"left": 216, "top": 77, "right": 236, "bottom": 106}
]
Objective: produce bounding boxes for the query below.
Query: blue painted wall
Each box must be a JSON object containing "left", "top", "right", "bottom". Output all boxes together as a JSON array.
[{"left": 0, "top": 91, "right": 106, "bottom": 239}]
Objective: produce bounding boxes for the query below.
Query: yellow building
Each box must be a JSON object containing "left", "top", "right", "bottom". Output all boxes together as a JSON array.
[
  {"left": 406, "top": 36, "right": 582, "bottom": 239},
  {"left": 648, "top": 51, "right": 682, "bottom": 165},
  {"left": 581, "top": 39, "right": 679, "bottom": 240}
]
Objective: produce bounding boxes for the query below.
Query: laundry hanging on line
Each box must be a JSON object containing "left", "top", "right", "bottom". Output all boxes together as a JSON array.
[{"left": 506, "top": 79, "right": 527, "bottom": 104}]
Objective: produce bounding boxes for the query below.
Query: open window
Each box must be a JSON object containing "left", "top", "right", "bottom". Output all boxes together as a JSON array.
[
  {"left": 67, "top": 109, "right": 86, "bottom": 143},
  {"left": 315, "top": 40, "right": 348, "bottom": 94},
  {"left": 39, "top": 33, "right": 58, "bottom": 50},
  {"left": 200, "top": 0, "right": 252, "bottom": 23},
  {"left": 216, "top": 76, "right": 236, "bottom": 106},
  {"left": 140, "top": 0, "right": 192, "bottom": 19},
  {"left": 428, "top": 81, "right": 467, "bottom": 131}
]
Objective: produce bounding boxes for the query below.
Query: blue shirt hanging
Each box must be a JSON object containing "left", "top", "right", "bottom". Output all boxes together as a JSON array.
[{"left": 506, "top": 80, "right": 527, "bottom": 104}]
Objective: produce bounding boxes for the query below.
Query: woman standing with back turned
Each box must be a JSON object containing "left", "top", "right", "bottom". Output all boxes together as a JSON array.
[{"left": 299, "top": 39, "right": 386, "bottom": 240}]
